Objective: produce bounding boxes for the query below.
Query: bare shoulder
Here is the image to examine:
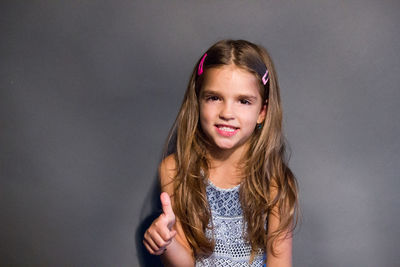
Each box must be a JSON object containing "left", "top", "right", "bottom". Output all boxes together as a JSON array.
[
  {"left": 158, "top": 154, "right": 177, "bottom": 196},
  {"left": 266, "top": 178, "right": 293, "bottom": 266},
  {"left": 159, "top": 154, "right": 193, "bottom": 256}
]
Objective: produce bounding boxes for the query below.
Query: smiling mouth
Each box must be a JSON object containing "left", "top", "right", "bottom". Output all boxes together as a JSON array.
[
  {"left": 218, "top": 126, "right": 236, "bottom": 132},
  {"left": 215, "top": 125, "right": 239, "bottom": 136}
]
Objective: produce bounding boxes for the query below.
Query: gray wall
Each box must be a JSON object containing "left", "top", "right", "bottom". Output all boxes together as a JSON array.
[{"left": 1, "top": 0, "right": 399, "bottom": 266}]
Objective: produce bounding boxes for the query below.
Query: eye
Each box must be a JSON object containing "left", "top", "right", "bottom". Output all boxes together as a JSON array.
[
  {"left": 206, "top": 95, "right": 220, "bottom": 101},
  {"left": 239, "top": 99, "right": 251, "bottom": 105}
]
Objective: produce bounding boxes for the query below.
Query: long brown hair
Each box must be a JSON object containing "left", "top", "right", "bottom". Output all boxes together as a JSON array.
[{"left": 162, "top": 39, "right": 300, "bottom": 261}]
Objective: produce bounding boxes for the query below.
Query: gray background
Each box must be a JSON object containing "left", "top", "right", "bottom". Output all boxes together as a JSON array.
[{"left": 1, "top": 0, "right": 399, "bottom": 266}]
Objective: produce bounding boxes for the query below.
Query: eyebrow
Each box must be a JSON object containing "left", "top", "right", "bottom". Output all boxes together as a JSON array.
[
  {"left": 237, "top": 94, "right": 258, "bottom": 101},
  {"left": 201, "top": 90, "right": 258, "bottom": 100},
  {"left": 201, "top": 90, "right": 220, "bottom": 96}
]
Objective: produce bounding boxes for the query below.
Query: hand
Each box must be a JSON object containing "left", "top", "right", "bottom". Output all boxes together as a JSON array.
[{"left": 143, "top": 192, "right": 177, "bottom": 255}]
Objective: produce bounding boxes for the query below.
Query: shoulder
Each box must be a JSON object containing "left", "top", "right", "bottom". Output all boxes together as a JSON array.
[
  {"left": 159, "top": 154, "right": 194, "bottom": 255},
  {"left": 265, "top": 178, "right": 294, "bottom": 266},
  {"left": 158, "top": 154, "right": 177, "bottom": 195}
]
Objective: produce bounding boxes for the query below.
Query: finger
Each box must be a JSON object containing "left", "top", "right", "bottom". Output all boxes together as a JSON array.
[
  {"left": 157, "top": 230, "right": 176, "bottom": 249},
  {"left": 153, "top": 247, "right": 166, "bottom": 256},
  {"left": 155, "top": 226, "right": 177, "bottom": 244},
  {"left": 152, "top": 229, "right": 170, "bottom": 248},
  {"left": 170, "top": 230, "right": 177, "bottom": 238},
  {"left": 144, "top": 231, "right": 161, "bottom": 252},
  {"left": 144, "top": 240, "right": 166, "bottom": 256},
  {"left": 160, "top": 192, "right": 175, "bottom": 220},
  {"left": 143, "top": 239, "right": 156, "bottom": 255},
  {"left": 159, "top": 247, "right": 167, "bottom": 255},
  {"left": 153, "top": 246, "right": 167, "bottom": 256},
  {"left": 144, "top": 238, "right": 167, "bottom": 256}
]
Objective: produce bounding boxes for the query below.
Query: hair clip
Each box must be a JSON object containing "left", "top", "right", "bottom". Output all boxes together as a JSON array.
[
  {"left": 262, "top": 69, "right": 269, "bottom": 85},
  {"left": 198, "top": 53, "right": 207, "bottom": 75}
]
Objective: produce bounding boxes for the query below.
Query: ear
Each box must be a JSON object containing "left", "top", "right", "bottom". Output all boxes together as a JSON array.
[{"left": 257, "top": 100, "right": 268, "bottom": 124}]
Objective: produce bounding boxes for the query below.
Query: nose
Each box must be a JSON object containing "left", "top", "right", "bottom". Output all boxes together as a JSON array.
[{"left": 219, "top": 101, "right": 234, "bottom": 121}]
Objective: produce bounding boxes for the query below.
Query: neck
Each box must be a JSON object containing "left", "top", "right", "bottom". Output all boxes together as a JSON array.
[
  {"left": 207, "top": 143, "right": 248, "bottom": 170},
  {"left": 205, "top": 145, "right": 248, "bottom": 186}
]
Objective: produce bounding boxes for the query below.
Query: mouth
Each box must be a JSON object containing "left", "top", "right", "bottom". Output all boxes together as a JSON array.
[{"left": 215, "top": 124, "right": 239, "bottom": 136}]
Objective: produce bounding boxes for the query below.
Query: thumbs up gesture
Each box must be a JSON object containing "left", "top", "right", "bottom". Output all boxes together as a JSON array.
[{"left": 143, "top": 192, "right": 177, "bottom": 255}]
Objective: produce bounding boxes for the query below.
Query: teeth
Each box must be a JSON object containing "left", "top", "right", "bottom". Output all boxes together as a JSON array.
[{"left": 218, "top": 126, "right": 236, "bottom": 132}]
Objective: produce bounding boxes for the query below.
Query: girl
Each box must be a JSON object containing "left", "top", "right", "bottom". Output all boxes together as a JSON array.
[{"left": 143, "top": 39, "right": 299, "bottom": 267}]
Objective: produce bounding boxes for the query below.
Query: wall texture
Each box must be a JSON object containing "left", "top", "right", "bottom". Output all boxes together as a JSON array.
[{"left": 1, "top": 0, "right": 399, "bottom": 266}]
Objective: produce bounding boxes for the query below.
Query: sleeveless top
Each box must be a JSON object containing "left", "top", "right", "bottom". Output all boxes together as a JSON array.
[{"left": 195, "top": 179, "right": 266, "bottom": 266}]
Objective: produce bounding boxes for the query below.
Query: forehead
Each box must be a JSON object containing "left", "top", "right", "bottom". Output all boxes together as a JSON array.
[{"left": 201, "top": 65, "right": 263, "bottom": 97}]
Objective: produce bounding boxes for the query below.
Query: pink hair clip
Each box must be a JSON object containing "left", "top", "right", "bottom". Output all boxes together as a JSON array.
[
  {"left": 198, "top": 53, "right": 207, "bottom": 75},
  {"left": 262, "top": 69, "right": 269, "bottom": 85}
]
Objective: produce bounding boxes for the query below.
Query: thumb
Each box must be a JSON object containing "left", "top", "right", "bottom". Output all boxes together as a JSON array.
[{"left": 160, "top": 192, "right": 175, "bottom": 222}]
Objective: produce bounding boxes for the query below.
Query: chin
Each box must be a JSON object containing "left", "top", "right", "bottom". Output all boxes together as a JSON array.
[{"left": 214, "top": 141, "right": 241, "bottom": 151}]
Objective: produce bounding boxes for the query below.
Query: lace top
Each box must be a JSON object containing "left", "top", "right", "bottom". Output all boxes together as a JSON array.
[{"left": 195, "top": 179, "right": 266, "bottom": 266}]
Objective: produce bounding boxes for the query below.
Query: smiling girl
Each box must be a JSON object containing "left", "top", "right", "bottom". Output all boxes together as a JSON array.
[{"left": 143, "top": 39, "right": 300, "bottom": 267}]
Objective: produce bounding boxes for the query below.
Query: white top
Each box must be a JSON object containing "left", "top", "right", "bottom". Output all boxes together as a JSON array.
[{"left": 195, "top": 179, "right": 266, "bottom": 266}]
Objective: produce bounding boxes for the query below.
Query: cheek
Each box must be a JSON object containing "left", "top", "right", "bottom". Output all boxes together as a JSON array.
[
  {"left": 199, "top": 106, "right": 210, "bottom": 127},
  {"left": 199, "top": 104, "right": 214, "bottom": 121},
  {"left": 244, "top": 109, "right": 262, "bottom": 124}
]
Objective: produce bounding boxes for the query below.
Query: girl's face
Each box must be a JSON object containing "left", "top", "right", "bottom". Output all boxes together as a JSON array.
[{"left": 199, "top": 64, "right": 267, "bottom": 155}]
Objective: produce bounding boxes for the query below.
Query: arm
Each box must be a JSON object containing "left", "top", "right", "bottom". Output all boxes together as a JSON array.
[
  {"left": 160, "top": 227, "right": 194, "bottom": 267},
  {"left": 266, "top": 182, "right": 293, "bottom": 267},
  {"left": 143, "top": 155, "right": 195, "bottom": 267}
]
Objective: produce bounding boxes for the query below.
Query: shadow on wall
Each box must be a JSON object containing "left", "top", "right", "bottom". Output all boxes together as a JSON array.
[
  {"left": 135, "top": 174, "right": 164, "bottom": 267},
  {"left": 136, "top": 133, "right": 177, "bottom": 266}
]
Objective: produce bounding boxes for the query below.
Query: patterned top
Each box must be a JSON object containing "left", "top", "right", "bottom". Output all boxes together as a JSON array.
[{"left": 195, "top": 179, "right": 266, "bottom": 266}]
